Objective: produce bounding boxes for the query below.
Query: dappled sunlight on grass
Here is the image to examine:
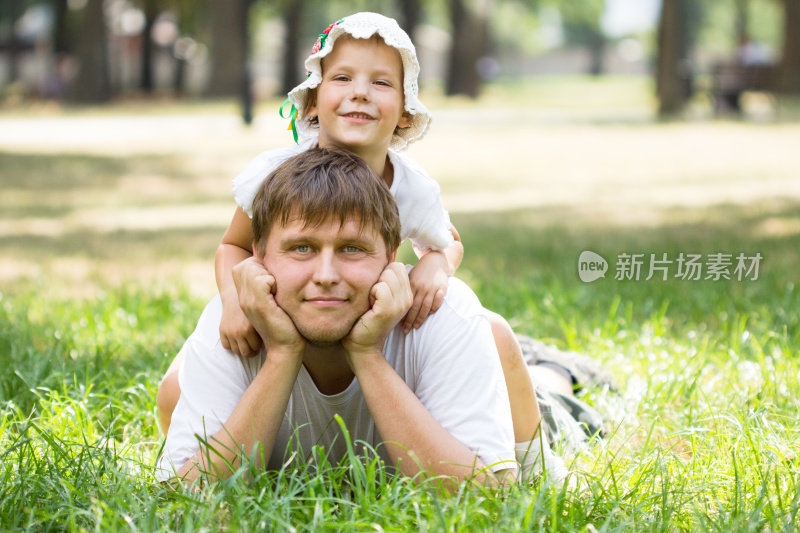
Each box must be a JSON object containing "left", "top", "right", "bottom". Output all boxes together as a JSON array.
[{"left": 1, "top": 83, "right": 799, "bottom": 529}]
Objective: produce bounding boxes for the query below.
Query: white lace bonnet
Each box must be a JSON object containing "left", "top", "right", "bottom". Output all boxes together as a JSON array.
[{"left": 285, "top": 12, "right": 432, "bottom": 151}]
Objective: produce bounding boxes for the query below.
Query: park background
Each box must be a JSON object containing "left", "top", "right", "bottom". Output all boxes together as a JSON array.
[{"left": 1, "top": 0, "right": 799, "bottom": 531}]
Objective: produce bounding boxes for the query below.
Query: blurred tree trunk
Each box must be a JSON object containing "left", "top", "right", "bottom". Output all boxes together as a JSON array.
[
  {"left": 778, "top": 0, "right": 800, "bottom": 93},
  {"left": 71, "top": 0, "right": 111, "bottom": 102},
  {"left": 656, "top": 0, "right": 690, "bottom": 117},
  {"left": 173, "top": 56, "right": 186, "bottom": 94},
  {"left": 587, "top": 30, "right": 605, "bottom": 76},
  {"left": 734, "top": 0, "right": 749, "bottom": 48},
  {"left": 279, "top": 0, "right": 304, "bottom": 96},
  {"left": 52, "top": 0, "right": 70, "bottom": 54},
  {"left": 446, "top": 0, "right": 490, "bottom": 97},
  {"left": 3, "top": 0, "right": 24, "bottom": 83},
  {"left": 397, "top": 0, "right": 421, "bottom": 44},
  {"left": 206, "top": 0, "right": 250, "bottom": 98},
  {"left": 240, "top": 0, "right": 254, "bottom": 124},
  {"left": 173, "top": 39, "right": 188, "bottom": 95},
  {"left": 139, "top": 0, "right": 158, "bottom": 93},
  {"left": 559, "top": 1, "right": 607, "bottom": 76}
]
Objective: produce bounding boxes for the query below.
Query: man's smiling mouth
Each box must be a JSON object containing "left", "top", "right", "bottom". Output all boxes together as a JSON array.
[{"left": 305, "top": 296, "right": 349, "bottom": 306}]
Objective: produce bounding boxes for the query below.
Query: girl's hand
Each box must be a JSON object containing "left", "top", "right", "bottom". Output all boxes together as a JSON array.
[
  {"left": 402, "top": 251, "right": 449, "bottom": 333},
  {"left": 219, "top": 299, "right": 263, "bottom": 357}
]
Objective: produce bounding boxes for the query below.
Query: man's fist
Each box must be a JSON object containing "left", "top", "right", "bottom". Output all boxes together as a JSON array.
[
  {"left": 343, "top": 262, "right": 412, "bottom": 357},
  {"left": 233, "top": 257, "right": 305, "bottom": 359}
]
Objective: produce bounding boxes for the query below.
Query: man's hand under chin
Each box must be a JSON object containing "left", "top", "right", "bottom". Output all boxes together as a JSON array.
[
  {"left": 232, "top": 257, "right": 306, "bottom": 360},
  {"left": 343, "top": 262, "right": 413, "bottom": 361}
]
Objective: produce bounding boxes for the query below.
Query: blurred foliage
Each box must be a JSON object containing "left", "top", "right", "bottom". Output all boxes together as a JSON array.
[
  {"left": 696, "top": 0, "right": 783, "bottom": 56},
  {"left": 0, "top": 0, "right": 794, "bottom": 106}
]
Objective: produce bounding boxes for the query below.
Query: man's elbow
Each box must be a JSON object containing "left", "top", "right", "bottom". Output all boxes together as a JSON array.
[
  {"left": 482, "top": 467, "right": 517, "bottom": 487},
  {"left": 395, "top": 453, "right": 515, "bottom": 491}
]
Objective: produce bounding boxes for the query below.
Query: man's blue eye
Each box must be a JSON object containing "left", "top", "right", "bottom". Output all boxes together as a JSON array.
[
  {"left": 343, "top": 245, "right": 361, "bottom": 253},
  {"left": 295, "top": 245, "right": 311, "bottom": 253}
]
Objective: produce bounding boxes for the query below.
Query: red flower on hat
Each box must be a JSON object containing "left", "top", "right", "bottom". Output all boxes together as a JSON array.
[{"left": 310, "top": 19, "right": 344, "bottom": 55}]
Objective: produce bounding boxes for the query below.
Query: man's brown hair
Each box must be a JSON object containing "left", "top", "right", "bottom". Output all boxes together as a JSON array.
[{"left": 251, "top": 147, "right": 401, "bottom": 255}]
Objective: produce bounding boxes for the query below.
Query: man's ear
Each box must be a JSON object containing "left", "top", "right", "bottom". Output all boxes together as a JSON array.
[
  {"left": 388, "top": 248, "right": 398, "bottom": 262},
  {"left": 252, "top": 242, "right": 263, "bottom": 262}
]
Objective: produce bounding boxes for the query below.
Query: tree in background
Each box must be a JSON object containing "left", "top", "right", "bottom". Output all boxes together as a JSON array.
[
  {"left": 734, "top": 0, "right": 749, "bottom": 47},
  {"left": 656, "top": 0, "right": 694, "bottom": 117},
  {"left": 51, "top": 0, "right": 70, "bottom": 55},
  {"left": 240, "top": 0, "right": 255, "bottom": 124},
  {"left": 170, "top": 0, "right": 208, "bottom": 95},
  {"left": 446, "top": 0, "right": 491, "bottom": 97},
  {"left": 779, "top": 0, "right": 800, "bottom": 93},
  {"left": 2, "top": 0, "right": 793, "bottom": 115},
  {"left": 279, "top": 0, "right": 305, "bottom": 96},
  {"left": 556, "top": 0, "right": 606, "bottom": 76},
  {"left": 139, "top": 0, "right": 158, "bottom": 93},
  {"left": 205, "top": 0, "right": 251, "bottom": 98},
  {"left": 397, "top": 0, "right": 421, "bottom": 43},
  {"left": 1, "top": 0, "right": 26, "bottom": 85},
  {"left": 71, "top": 0, "right": 111, "bottom": 102}
]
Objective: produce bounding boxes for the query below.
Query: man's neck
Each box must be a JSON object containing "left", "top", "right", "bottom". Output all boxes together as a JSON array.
[{"left": 301, "top": 344, "right": 355, "bottom": 396}]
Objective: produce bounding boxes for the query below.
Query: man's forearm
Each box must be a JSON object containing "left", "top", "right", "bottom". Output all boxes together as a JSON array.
[
  {"left": 176, "top": 353, "right": 301, "bottom": 482},
  {"left": 349, "top": 350, "right": 492, "bottom": 484}
]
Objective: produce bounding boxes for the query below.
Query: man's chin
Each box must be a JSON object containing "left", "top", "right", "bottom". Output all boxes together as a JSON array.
[
  {"left": 303, "top": 338, "right": 342, "bottom": 348},
  {"left": 295, "top": 320, "right": 359, "bottom": 348}
]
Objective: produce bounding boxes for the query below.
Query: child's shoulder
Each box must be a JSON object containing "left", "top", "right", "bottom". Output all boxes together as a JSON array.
[
  {"left": 232, "top": 140, "right": 314, "bottom": 215},
  {"left": 388, "top": 150, "right": 441, "bottom": 198},
  {"left": 389, "top": 149, "right": 431, "bottom": 179},
  {"left": 242, "top": 141, "right": 311, "bottom": 175}
]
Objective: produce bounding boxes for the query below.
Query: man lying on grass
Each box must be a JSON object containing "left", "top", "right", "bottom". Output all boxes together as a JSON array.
[{"left": 156, "top": 147, "right": 520, "bottom": 486}]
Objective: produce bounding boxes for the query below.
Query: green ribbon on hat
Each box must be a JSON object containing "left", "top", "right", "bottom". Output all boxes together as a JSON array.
[
  {"left": 279, "top": 18, "right": 345, "bottom": 144},
  {"left": 279, "top": 98, "right": 299, "bottom": 144}
]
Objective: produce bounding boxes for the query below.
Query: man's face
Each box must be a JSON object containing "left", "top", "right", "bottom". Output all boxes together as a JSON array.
[{"left": 261, "top": 216, "right": 394, "bottom": 346}]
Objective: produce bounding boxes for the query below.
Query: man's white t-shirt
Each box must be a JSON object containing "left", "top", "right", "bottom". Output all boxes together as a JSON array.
[
  {"left": 156, "top": 277, "right": 516, "bottom": 481},
  {"left": 232, "top": 138, "right": 455, "bottom": 252}
]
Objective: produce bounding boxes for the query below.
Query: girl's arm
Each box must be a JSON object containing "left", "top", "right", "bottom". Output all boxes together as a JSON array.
[
  {"left": 413, "top": 225, "right": 463, "bottom": 273},
  {"left": 441, "top": 225, "right": 463, "bottom": 274},
  {"left": 403, "top": 225, "right": 464, "bottom": 333},
  {"left": 215, "top": 207, "right": 261, "bottom": 356}
]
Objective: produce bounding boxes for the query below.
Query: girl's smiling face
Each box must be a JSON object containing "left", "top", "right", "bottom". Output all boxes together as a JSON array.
[{"left": 307, "top": 36, "right": 410, "bottom": 161}]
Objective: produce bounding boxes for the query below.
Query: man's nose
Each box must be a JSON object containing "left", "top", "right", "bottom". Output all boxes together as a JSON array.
[{"left": 312, "top": 249, "right": 340, "bottom": 285}]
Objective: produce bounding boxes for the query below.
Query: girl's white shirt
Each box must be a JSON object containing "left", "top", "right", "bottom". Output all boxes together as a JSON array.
[{"left": 232, "top": 138, "right": 455, "bottom": 252}]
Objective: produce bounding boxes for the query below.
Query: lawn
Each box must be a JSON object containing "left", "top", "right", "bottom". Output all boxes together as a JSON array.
[{"left": 1, "top": 78, "right": 799, "bottom": 531}]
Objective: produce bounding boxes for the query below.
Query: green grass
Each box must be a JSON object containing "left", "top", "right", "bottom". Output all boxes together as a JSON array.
[
  {"left": 1, "top": 88, "right": 799, "bottom": 530},
  {"left": 2, "top": 217, "right": 798, "bottom": 530}
]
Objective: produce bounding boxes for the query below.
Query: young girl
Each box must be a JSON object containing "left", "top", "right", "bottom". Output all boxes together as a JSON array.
[{"left": 157, "top": 12, "right": 565, "bottom": 483}]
